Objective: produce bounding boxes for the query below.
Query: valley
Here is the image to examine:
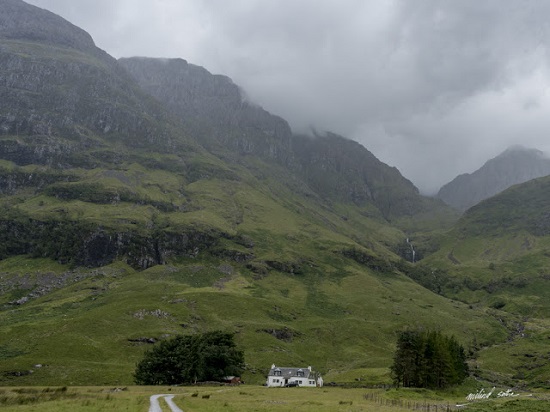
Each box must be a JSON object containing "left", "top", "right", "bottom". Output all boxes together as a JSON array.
[{"left": 0, "top": 2, "right": 549, "bottom": 408}]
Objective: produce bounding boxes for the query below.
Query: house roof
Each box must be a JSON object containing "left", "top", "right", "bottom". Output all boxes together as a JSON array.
[{"left": 268, "top": 365, "right": 312, "bottom": 378}]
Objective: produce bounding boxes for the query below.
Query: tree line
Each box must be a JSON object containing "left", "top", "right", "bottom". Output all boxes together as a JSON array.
[
  {"left": 390, "top": 329, "right": 468, "bottom": 389},
  {"left": 134, "top": 331, "right": 244, "bottom": 385}
]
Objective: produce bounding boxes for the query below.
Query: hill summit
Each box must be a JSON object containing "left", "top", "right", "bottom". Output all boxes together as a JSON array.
[
  {"left": 0, "top": 0, "right": 98, "bottom": 54},
  {"left": 437, "top": 145, "right": 550, "bottom": 211}
]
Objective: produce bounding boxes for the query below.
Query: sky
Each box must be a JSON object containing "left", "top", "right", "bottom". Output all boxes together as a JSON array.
[{"left": 25, "top": 0, "right": 550, "bottom": 194}]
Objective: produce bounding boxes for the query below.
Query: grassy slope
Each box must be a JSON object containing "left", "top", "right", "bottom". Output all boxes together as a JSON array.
[
  {"left": 0, "top": 256, "right": 502, "bottom": 386},
  {"left": 419, "top": 177, "right": 550, "bottom": 387},
  {"left": 0, "top": 153, "right": 505, "bottom": 386},
  {"left": 0, "top": 36, "right": 515, "bottom": 388}
]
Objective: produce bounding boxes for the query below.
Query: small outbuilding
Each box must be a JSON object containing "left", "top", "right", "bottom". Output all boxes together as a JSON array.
[
  {"left": 222, "top": 376, "right": 241, "bottom": 385},
  {"left": 266, "top": 364, "right": 322, "bottom": 387}
]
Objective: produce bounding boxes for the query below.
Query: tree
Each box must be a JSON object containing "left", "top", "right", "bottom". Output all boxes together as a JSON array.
[
  {"left": 390, "top": 329, "right": 424, "bottom": 387},
  {"left": 390, "top": 329, "right": 468, "bottom": 389},
  {"left": 134, "top": 331, "right": 244, "bottom": 385}
]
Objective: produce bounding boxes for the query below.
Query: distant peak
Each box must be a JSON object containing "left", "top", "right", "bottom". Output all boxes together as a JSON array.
[
  {"left": 0, "top": 0, "right": 98, "bottom": 54},
  {"left": 438, "top": 144, "right": 550, "bottom": 211},
  {"left": 501, "top": 145, "right": 544, "bottom": 157}
]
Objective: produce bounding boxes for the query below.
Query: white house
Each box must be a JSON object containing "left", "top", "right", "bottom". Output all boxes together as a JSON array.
[{"left": 266, "top": 364, "right": 322, "bottom": 387}]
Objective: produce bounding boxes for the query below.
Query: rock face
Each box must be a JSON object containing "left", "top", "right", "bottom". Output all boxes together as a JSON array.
[
  {"left": 437, "top": 146, "right": 550, "bottom": 212},
  {"left": 0, "top": 217, "right": 223, "bottom": 268},
  {"left": 0, "top": 0, "right": 98, "bottom": 55},
  {"left": 118, "top": 57, "right": 294, "bottom": 164},
  {"left": 0, "top": 1, "right": 192, "bottom": 165},
  {"left": 291, "top": 132, "right": 423, "bottom": 218}
]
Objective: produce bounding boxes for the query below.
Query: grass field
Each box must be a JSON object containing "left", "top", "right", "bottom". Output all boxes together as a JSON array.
[
  {"left": 0, "top": 253, "right": 506, "bottom": 387},
  {"left": 0, "top": 385, "right": 549, "bottom": 411}
]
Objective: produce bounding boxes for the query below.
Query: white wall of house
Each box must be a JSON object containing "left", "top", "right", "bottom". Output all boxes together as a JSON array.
[
  {"left": 288, "top": 377, "right": 317, "bottom": 387},
  {"left": 266, "top": 376, "right": 284, "bottom": 387},
  {"left": 266, "top": 376, "right": 317, "bottom": 387},
  {"left": 266, "top": 365, "right": 318, "bottom": 387}
]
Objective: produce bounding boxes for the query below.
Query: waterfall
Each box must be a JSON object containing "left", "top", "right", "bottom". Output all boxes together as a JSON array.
[{"left": 406, "top": 238, "right": 416, "bottom": 263}]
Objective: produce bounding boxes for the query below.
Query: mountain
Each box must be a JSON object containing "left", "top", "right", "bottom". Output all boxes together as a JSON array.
[
  {"left": 0, "top": 3, "right": 202, "bottom": 167},
  {"left": 421, "top": 175, "right": 550, "bottom": 386},
  {"left": 0, "top": 0, "right": 504, "bottom": 387},
  {"left": 0, "top": 0, "right": 99, "bottom": 55},
  {"left": 458, "top": 174, "right": 550, "bottom": 238},
  {"left": 119, "top": 56, "right": 455, "bottom": 226},
  {"left": 437, "top": 146, "right": 550, "bottom": 212},
  {"left": 118, "top": 57, "right": 294, "bottom": 164}
]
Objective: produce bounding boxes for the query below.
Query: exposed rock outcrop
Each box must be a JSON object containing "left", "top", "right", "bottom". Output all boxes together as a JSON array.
[
  {"left": 0, "top": 0, "right": 99, "bottom": 55},
  {"left": 0, "top": 217, "right": 224, "bottom": 268},
  {"left": 119, "top": 57, "right": 294, "bottom": 164}
]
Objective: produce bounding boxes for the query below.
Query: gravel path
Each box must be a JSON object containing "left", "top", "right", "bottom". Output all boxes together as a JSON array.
[{"left": 149, "top": 394, "right": 183, "bottom": 412}]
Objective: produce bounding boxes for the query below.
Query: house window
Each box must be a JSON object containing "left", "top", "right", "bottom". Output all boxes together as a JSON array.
[
  {"left": 309, "top": 381, "right": 314, "bottom": 385},
  {"left": 297, "top": 369, "right": 304, "bottom": 377},
  {"left": 297, "top": 380, "right": 303, "bottom": 384},
  {"left": 274, "top": 368, "right": 282, "bottom": 376}
]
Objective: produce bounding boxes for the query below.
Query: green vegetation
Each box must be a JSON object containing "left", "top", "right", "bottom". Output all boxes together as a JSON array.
[
  {"left": 391, "top": 329, "right": 468, "bottom": 389},
  {"left": 0, "top": 252, "right": 503, "bottom": 386},
  {"left": 134, "top": 331, "right": 244, "bottom": 385},
  {"left": 2, "top": 2, "right": 550, "bottom": 396},
  {"left": 0, "top": 385, "right": 548, "bottom": 411}
]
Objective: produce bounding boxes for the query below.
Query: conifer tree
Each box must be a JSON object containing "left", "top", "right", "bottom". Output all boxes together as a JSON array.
[{"left": 391, "top": 329, "right": 468, "bottom": 389}]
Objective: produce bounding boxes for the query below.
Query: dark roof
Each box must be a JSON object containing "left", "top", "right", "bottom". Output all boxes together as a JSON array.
[{"left": 268, "top": 366, "right": 311, "bottom": 378}]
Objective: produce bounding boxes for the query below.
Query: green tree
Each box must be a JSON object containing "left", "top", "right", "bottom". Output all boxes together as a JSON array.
[
  {"left": 134, "top": 331, "right": 244, "bottom": 385},
  {"left": 390, "top": 329, "right": 424, "bottom": 387},
  {"left": 391, "top": 329, "right": 468, "bottom": 389}
]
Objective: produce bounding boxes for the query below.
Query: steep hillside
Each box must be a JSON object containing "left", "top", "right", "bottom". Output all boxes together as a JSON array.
[
  {"left": 120, "top": 56, "right": 457, "bottom": 228},
  {"left": 458, "top": 175, "right": 550, "bottom": 238},
  {"left": 425, "top": 175, "right": 550, "bottom": 310},
  {"left": 291, "top": 132, "right": 456, "bottom": 227},
  {"left": 422, "top": 176, "right": 550, "bottom": 386},
  {"left": 0, "top": 0, "right": 503, "bottom": 387},
  {"left": 437, "top": 146, "right": 550, "bottom": 211},
  {"left": 0, "top": 0, "right": 99, "bottom": 55},
  {"left": 118, "top": 57, "right": 294, "bottom": 164},
  {"left": 0, "top": 1, "right": 206, "bottom": 168}
]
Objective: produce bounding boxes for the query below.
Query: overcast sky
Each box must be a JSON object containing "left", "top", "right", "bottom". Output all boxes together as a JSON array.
[{"left": 26, "top": 0, "right": 550, "bottom": 194}]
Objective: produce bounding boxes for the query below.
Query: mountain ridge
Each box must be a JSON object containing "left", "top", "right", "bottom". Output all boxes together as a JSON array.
[
  {"left": 119, "top": 56, "right": 453, "bottom": 224},
  {"left": 437, "top": 146, "right": 550, "bottom": 211}
]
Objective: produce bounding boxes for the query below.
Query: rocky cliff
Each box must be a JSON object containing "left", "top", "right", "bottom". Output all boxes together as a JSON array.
[
  {"left": 291, "top": 132, "right": 425, "bottom": 218},
  {"left": 119, "top": 57, "right": 294, "bottom": 164},
  {"left": 0, "top": 0, "right": 98, "bottom": 55},
  {"left": 0, "top": 1, "right": 199, "bottom": 169}
]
